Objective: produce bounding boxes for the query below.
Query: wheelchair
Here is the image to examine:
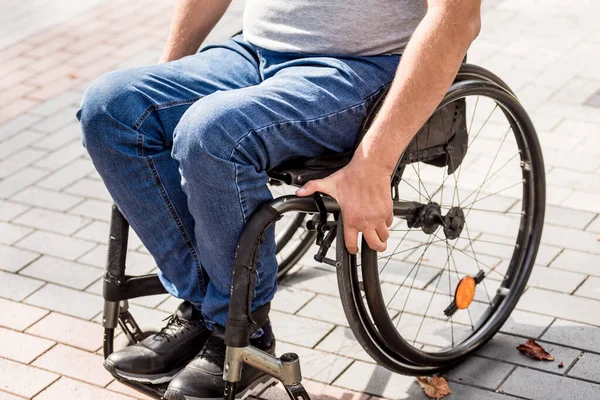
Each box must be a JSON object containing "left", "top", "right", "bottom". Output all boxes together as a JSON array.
[{"left": 100, "top": 63, "right": 545, "bottom": 399}]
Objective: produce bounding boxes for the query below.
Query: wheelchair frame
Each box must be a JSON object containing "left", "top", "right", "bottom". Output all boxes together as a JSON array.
[{"left": 102, "top": 195, "right": 425, "bottom": 399}]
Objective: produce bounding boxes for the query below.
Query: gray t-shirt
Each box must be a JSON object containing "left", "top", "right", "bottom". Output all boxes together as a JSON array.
[{"left": 243, "top": 0, "right": 427, "bottom": 56}]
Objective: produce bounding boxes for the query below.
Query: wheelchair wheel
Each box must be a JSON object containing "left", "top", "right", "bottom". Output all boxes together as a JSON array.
[
  {"left": 269, "top": 181, "right": 316, "bottom": 279},
  {"left": 337, "top": 73, "right": 545, "bottom": 373}
]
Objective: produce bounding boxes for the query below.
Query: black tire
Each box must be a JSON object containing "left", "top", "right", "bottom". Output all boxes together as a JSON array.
[{"left": 337, "top": 70, "right": 545, "bottom": 373}]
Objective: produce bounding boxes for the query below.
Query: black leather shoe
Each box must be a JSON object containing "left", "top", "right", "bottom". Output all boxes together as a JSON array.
[
  {"left": 103, "top": 301, "right": 210, "bottom": 384},
  {"left": 163, "top": 322, "right": 276, "bottom": 400}
]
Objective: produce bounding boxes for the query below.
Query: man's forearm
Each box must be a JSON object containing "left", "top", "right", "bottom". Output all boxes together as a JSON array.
[
  {"left": 160, "top": 0, "right": 233, "bottom": 62},
  {"left": 355, "top": 2, "right": 481, "bottom": 174}
]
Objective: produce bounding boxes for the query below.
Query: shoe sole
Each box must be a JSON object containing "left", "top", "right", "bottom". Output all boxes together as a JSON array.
[
  {"left": 163, "top": 375, "right": 278, "bottom": 400},
  {"left": 103, "top": 359, "right": 182, "bottom": 385}
]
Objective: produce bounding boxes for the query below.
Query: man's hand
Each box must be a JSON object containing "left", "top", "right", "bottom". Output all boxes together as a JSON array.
[{"left": 296, "top": 156, "right": 393, "bottom": 254}]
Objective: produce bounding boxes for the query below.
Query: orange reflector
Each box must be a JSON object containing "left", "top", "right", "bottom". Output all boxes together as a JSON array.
[{"left": 455, "top": 276, "right": 476, "bottom": 310}]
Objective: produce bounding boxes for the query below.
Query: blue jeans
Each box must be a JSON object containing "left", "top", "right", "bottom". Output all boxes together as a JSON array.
[{"left": 77, "top": 35, "right": 400, "bottom": 327}]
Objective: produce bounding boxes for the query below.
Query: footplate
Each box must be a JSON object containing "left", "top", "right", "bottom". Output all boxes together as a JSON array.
[{"left": 223, "top": 346, "right": 312, "bottom": 400}]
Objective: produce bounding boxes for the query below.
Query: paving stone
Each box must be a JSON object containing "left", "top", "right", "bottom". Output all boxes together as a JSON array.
[
  {"left": 277, "top": 341, "right": 353, "bottom": 384},
  {"left": 0, "top": 221, "right": 33, "bottom": 245},
  {"left": 297, "top": 294, "right": 348, "bottom": 327},
  {"left": 0, "top": 357, "right": 58, "bottom": 398},
  {"left": 526, "top": 265, "right": 586, "bottom": 293},
  {"left": 68, "top": 198, "right": 112, "bottom": 222},
  {"left": 316, "top": 326, "right": 373, "bottom": 363},
  {"left": 552, "top": 78, "right": 600, "bottom": 105},
  {"left": 563, "top": 190, "right": 600, "bottom": 214},
  {"left": 0, "top": 114, "right": 40, "bottom": 140},
  {"left": 0, "top": 199, "right": 28, "bottom": 221},
  {"left": 0, "top": 147, "right": 47, "bottom": 179},
  {"left": 550, "top": 249, "right": 600, "bottom": 277},
  {"left": 34, "top": 141, "right": 85, "bottom": 171},
  {"left": 19, "top": 256, "right": 103, "bottom": 290},
  {"left": 0, "top": 391, "right": 25, "bottom": 399},
  {"left": 334, "top": 360, "right": 417, "bottom": 399},
  {"left": 36, "top": 377, "right": 137, "bottom": 400},
  {"left": 499, "top": 309, "right": 555, "bottom": 338},
  {"left": 540, "top": 224, "right": 599, "bottom": 254},
  {"left": 542, "top": 319, "right": 600, "bottom": 353},
  {"left": 0, "top": 298, "right": 49, "bottom": 331},
  {"left": 445, "top": 356, "right": 514, "bottom": 390},
  {"left": 14, "top": 230, "right": 96, "bottom": 261},
  {"left": 270, "top": 286, "right": 315, "bottom": 314},
  {"left": 118, "top": 304, "right": 170, "bottom": 332},
  {"left": 477, "top": 333, "right": 579, "bottom": 373},
  {"left": 128, "top": 293, "right": 171, "bottom": 309},
  {"left": 31, "top": 124, "right": 82, "bottom": 152},
  {"left": 500, "top": 367, "right": 600, "bottom": 399},
  {"left": 36, "top": 159, "right": 95, "bottom": 191},
  {"left": 10, "top": 186, "right": 83, "bottom": 212},
  {"left": 64, "top": 177, "right": 112, "bottom": 202},
  {"left": 78, "top": 245, "right": 156, "bottom": 275},
  {"left": 0, "top": 270, "right": 45, "bottom": 301},
  {"left": 0, "top": 167, "right": 48, "bottom": 199},
  {"left": 575, "top": 276, "right": 600, "bottom": 300},
  {"left": 518, "top": 287, "right": 600, "bottom": 326},
  {"left": 0, "top": 327, "right": 55, "bottom": 363},
  {"left": 25, "top": 312, "right": 102, "bottom": 352},
  {"left": 25, "top": 283, "right": 102, "bottom": 320},
  {"left": 270, "top": 310, "right": 334, "bottom": 348},
  {"left": 282, "top": 267, "right": 341, "bottom": 297},
  {"left": 156, "top": 295, "right": 183, "bottom": 313},
  {"left": 259, "top": 379, "right": 373, "bottom": 400},
  {"left": 541, "top": 147, "right": 600, "bottom": 173},
  {"left": 543, "top": 204, "right": 597, "bottom": 230},
  {"left": 552, "top": 118, "right": 600, "bottom": 138},
  {"left": 32, "top": 344, "right": 113, "bottom": 386},
  {"left": 12, "top": 207, "right": 90, "bottom": 235},
  {"left": 27, "top": 91, "right": 81, "bottom": 117},
  {"left": 72, "top": 220, "right": 110, "bottom": 243},
  {"left": 568, "top": 353, "right": 600, "bottom": 382},
  {"left": 0, "top": 243, "right": 39, "bottom": 273},
  {"left": 585, "top": 216, "right": 600, "bottom": 234}
]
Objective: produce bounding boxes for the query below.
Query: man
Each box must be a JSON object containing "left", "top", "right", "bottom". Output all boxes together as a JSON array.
[{"left": 78, "top": 0, "right": 481, "bottom": 398}]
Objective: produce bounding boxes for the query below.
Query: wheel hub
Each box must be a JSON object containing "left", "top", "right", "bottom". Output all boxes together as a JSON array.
[
  {"left": 443, "top": 207, "right": 465, "bottom": 240},
  {"left": 407, "top": 202, "right": 465, "bottom": 240}
]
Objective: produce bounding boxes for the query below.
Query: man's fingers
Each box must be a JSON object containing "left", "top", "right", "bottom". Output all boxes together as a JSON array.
[
  {"left": 344, "top": 226, "right": 360, "bottom": 254},
  {"left": 296, "top": 180, "right": 320, "bottom": 197},
  {"left": 376, "top": 221, "right": 390, "bottom": 243},
  {"left": 363, "top": 228, "right": 386, "bottom": 252},
  {"left": 386, "top": 212, "right": 393, "bottom": 227}
]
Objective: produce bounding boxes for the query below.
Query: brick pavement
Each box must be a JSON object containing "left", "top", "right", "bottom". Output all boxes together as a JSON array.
[{"left": 1, "top": 0, "right": 599, "bottom": 399}]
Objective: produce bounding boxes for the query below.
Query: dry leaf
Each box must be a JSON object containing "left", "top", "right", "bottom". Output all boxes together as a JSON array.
[
  {"left": 516, "top": 339, "right": 554, "bottom": 361},
  {"left": 417, "top": 376, "right": 452, "bottom": 399}
]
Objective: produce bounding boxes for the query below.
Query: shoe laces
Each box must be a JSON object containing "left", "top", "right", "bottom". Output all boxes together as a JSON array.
[
  {"left": 154, "top": 314, "right": 201, "bottom": 342},
  {"left": 198, "top": 336, "right": 227, "bottom": 366}
]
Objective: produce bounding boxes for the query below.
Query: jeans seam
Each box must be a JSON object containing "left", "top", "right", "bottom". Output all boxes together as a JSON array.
[
  {"left": 234, "top": 163, "right": 247, "bottom": 224},
  {"left": 226, "top": 81, "right": 391, "bottom": 164},
  {"left": 145, "top": 156, "right": 207, "bottom": 294},
  {"left": 133, "top": 97, "right": 202, "bottom": 131}
]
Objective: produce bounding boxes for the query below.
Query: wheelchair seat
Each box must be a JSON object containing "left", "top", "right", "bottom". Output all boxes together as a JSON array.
[{"left": 267, "top": 151, "right": 352, "bottom": 186}]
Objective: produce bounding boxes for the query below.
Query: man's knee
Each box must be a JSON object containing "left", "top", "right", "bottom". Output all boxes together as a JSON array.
[
  {"left": 77, "top": 69, "right": 145, "bottom": 155},
  {"left": 172, "top": 92, "right": 268, "bottom": 172}
]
